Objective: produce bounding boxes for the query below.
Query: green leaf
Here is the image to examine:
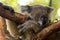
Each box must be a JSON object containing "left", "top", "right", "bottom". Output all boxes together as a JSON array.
[
  {"left": 51, "top": 0, "right": 60, "bottom": 22},
  {"left": 28, "top": 0, "right": 50, "bottom": 6}
]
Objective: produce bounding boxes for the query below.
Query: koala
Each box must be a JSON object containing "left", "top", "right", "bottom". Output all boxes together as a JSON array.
[
  {"left": 20, "top": 5, "right": 53, "bottom": 26},
  {"left": 17, "top": 5, "right": 53, "bottom": 40}
]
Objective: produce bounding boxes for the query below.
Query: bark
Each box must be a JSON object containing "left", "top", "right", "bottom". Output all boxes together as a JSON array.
[
  {"left": 0, "top": 16, "right": 8, "bottom": 40},
  {"left": 0, "top": 7, "right": 18, "bottom": 40},
  {"left": 32, "top": 21, "right": 60, "bottom": 40},
  {"left": 0, "top": 6, "right": 26, "bottom": 24}
]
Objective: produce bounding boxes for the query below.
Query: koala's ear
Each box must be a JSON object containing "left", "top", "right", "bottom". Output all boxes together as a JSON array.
[
  {"left": 26, "top": 5, "right": 32, "bottom": 13},
  {"left": 20, "top": 5, "right": 32, "bottom": 13},
  {"left": 46, "top": 7, "right": 53, "bottom": 13},
  {"left": 20, "top": 6, "right": 28, "bottom": 12},
  {"left": 0, "top": 2, "right": 3, "bottom": 6}
]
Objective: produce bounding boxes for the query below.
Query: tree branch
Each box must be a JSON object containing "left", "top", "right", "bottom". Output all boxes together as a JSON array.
[
  {"left": 0, "top": 6, "right": 26, "bottom": 24},
  {"left": 32, "top": 21, "right": 60, "bottom": 40},
  {"left": 0, "top": 17, "right": 7, "bottom": 40}
]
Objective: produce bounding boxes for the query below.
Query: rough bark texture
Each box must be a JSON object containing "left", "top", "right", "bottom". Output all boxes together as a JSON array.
[
  {"left": 31, "top": 21, "right": 60, "bottom": 40},
  {"left": 0, "top": 6, "right": 26, "bottom": 24},
  {"left": 0, "top": 16, "right": 8, "bottom": 40},
  {"left": 0, "top": 7, "right": 19, "bottom": 40}
]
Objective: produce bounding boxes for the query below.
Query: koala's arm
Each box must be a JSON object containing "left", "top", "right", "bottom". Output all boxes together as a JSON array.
[{"left": 17, "top": 20, "right": 40, "bottom": 34}]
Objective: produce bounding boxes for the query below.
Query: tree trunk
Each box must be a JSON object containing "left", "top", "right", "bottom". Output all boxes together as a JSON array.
[{"left": 0, "top": 16, "right": 8, "bottom": 40}]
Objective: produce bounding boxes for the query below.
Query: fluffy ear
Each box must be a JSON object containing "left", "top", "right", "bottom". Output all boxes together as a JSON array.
[
  {"left": 46, "top": 7, "right": 53, "bottom": 13},
  {"left": 0, "top": 2, "right": 3, "bottom": 6},
  {"left": 21, "top": 5, "right": 32, "bottom": 13},
  {"left": 20, "top": 6, "right": 28, "bottom": 12},
  {"left": 26, "top": 5, "right": 32, "bottom": 13}
]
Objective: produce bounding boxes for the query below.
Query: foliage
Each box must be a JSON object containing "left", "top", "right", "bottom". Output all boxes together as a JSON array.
[
  {"left": 51, "top": 0, "right": 60, "bottom": 22},
  {"left": 28, "top": 0, "right": 50, "bottom": 6}
]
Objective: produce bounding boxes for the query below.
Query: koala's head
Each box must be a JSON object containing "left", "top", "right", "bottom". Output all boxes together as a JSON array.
[
  {"left": 21, "top": 5, "right": 53, "bottom": 14},
  {"left": 20, "top": 5, "right": 53, "bottom": 20}
]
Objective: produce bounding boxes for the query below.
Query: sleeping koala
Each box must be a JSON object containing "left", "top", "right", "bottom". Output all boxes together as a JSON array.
[
  {"left": 20, "top": 5, "right": 53, "bottom": 26},
  {"left": 17, "top": 5, "right": 53, "bottom": 40}
]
